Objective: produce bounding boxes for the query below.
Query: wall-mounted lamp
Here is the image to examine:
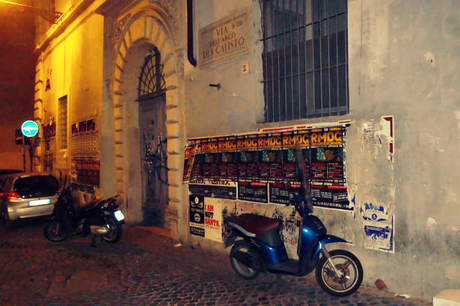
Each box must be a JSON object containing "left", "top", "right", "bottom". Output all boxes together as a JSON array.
[{"left": 209, "top": 83, "right": 221, "bottom": 91}]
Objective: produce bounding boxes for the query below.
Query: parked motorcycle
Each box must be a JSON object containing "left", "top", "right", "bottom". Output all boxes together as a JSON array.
[
  {"left": 224, "top": 195, "right": 363, "bottom": 296},
  {"left": 43, "top": 184, "right": 125, "bottom": 246}
]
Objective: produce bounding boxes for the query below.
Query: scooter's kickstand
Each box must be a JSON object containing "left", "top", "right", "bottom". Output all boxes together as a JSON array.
[{"left": 91, "top": 235, "right": 103, "bottom": 247}]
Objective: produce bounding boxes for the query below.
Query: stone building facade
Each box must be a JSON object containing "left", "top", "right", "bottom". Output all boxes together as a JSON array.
[{"left": 33, "top": 0, "right": 460, "bottom": 300}]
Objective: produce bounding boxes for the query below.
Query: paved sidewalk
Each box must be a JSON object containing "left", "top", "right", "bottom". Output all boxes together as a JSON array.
[{"left": 0, "top": 220, "right": 432, "bottom": 306}]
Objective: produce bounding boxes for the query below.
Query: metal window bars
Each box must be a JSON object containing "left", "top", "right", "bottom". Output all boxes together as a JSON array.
[
  {"left": 261, "top": 0, "right": 349, "bottom": 123},
  {"left": 138, "top": 47, "right": 166, "bottom": 100},
  {"left": 58, "top": 96, "right": 68, "bottom": 150}
]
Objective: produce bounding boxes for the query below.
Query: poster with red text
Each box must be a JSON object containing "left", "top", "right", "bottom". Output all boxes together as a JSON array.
[{"left": 204, "top": 198, "right": 222, "bottom": 242}]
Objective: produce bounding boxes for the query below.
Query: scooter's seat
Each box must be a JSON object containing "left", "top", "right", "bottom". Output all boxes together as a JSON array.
[
  {"left": 230, "top": 214, "right": 282, "bottom": 237},
  {"left": 81, "top": 198, "right": 103, "bottom": 211}
]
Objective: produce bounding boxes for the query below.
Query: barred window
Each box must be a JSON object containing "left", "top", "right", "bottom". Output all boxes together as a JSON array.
[
  {"left": 138, "top": 47, "right": 166, "bottom": 101},
  {"left": 58, "top": 95, "right": 68, "bottom": 150},
  {"left": 261, "top": 0, "right": 349, "bottom": 122}
]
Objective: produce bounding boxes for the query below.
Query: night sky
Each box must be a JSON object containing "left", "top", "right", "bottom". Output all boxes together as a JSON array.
[{"left": 0, "top": 2, "right": 36, "bottom": 169}]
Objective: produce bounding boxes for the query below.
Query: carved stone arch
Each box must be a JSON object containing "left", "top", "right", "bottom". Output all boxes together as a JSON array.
[{"left": 109, "top": 6, "right": 183, "bottom": 234}]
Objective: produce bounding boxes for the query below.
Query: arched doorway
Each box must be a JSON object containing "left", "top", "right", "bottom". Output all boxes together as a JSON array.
[
  {"left": 104, "top": 7, "right": 185, "bottom": 238},
  {"left": 138, "top": 47, "right": 168, "bottom": 227}
]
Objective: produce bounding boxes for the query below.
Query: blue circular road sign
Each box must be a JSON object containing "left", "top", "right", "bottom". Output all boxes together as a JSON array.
[{"left": 21, "top": 120, "right": 39, "bottom": 137}]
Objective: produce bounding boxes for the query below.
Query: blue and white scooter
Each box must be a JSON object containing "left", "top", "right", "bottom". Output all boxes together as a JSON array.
[{"left": 225, "top": 195, "right": 363, "bottom": 296}]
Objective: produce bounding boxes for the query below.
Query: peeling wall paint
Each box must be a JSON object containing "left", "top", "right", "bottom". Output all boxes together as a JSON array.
[
  {"left": 359, "top": 116, "right": 396, "bottom": 252},
  {"left": 362, "top": 116, "right": 394, "bottom": 163}
]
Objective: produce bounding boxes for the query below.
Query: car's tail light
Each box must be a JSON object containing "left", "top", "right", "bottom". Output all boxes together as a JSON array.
[{"left": 7, "top": 191, "right": 20, "bottom": 200}]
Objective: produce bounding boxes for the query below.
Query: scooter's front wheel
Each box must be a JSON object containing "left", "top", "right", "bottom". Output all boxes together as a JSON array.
[
  {"left": 315, "top": 249, "right": 363, "bottom": 296},
  {"left": 230, "top": 240, "right": 261, "bottom": 280},
  {"left": 43, "top": 221, "right": 68, "bottom": 242}
]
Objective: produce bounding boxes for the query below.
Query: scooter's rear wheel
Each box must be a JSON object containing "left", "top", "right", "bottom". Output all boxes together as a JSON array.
[
  {"left": 315, "top": 249, "right": 363, "bottom": 296},
  {"left": 43, "top": 221, "right": 68, "bottom": 242},
  {"left": 230, "top": 240, "right": 261, "bottom": 280}
]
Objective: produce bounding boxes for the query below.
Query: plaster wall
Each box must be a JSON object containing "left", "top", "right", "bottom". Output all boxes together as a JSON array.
[
  {"left": 181, "top": 0, "right": 460, "bottom": 301},
  {"left": 342, "top": 0, "right": 460, "bottom": 299},
  {"left": 65, "top": 16, "right": 104, "bottom": 122},
  {"left": 39, "top": 13, "right": 104, "bottom": 174},
  {"left": 55, "top": 0, "right": 74, "bottom": 15},
  {"left": 184, "top": 0, "right": 264, "bottom": 138},
  {"left": 41, "top": 15, "right": 103, "bottom": 120}
]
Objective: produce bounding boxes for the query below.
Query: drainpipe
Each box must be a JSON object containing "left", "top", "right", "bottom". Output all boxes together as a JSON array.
[{"left": 187, "top": 0, "right": 197, "bottom": 66}]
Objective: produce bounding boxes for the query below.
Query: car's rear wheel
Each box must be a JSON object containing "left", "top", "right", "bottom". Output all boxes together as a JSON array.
[{"left": 3, "top": 211, "right": 14, "bottom": 229}]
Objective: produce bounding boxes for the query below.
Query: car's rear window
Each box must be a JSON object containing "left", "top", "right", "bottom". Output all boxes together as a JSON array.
[{"left": 13, "top": 175, "right": 60, "bottom": 197}]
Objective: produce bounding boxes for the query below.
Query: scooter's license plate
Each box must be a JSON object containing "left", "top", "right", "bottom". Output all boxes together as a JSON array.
[{"left": 114, "top": 210, "right": 125, "bottom": 221}]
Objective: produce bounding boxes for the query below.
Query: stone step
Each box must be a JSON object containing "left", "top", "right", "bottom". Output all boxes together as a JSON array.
[{"left": 434, "top": 290, "right": 460, "bottom": 306}]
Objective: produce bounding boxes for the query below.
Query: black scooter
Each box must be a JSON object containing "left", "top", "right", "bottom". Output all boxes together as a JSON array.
[{"left": 43, "top": 184, "right": 125, "bottom": 246}]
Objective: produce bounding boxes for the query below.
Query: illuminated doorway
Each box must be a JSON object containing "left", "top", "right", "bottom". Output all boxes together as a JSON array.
[{"left": 138, "top": 47, "right": 168, "bottom": 227}]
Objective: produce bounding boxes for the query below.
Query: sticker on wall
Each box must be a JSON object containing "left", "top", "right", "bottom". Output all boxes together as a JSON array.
[
  {"left": 361, "top": 202, "right": 394, "bottom": 253},
  {"left": 189, "top": 195, "right": 205, "bottom": 237}
]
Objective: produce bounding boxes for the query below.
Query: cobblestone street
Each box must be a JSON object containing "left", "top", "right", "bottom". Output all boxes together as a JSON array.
[{"left": 0, "top": 219, "right": 432, "bottom": 306}]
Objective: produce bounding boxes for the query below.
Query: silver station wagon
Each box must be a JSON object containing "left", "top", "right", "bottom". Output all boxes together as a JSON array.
[{"left": 0, "top": 173, "right": 60, "bottom": 228}]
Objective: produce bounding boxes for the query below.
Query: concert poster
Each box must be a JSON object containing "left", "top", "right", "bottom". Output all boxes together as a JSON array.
[
  {"left": 269, "top": 182, "right": 301, "bottom": 205},
  {"left": 183, "top": 143, "right": 195, "bottom": 182},
  {"left": 184, "top": 126, "right": 350, "bottom": 210},
  {"left": 238, "top": 182, "right": 268, "bottom": 203},
  {"left": 259, "top": 133, "right": 283, "bottom": 182}
]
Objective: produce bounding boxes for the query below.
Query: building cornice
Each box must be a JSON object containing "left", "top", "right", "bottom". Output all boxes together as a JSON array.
[{"left": 35, "top": 0, "right": 98, "bottom": 53}]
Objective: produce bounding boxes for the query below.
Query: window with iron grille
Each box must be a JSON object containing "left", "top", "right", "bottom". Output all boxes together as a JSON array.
[
  {"left": 58, "top": 95, "right": 68, "bottom": 150},
  {"left": 261, "top": 0, "right": 349, "bottom": 122},
  {"left": 138, "top": 47, "right": 166, "bottom": 100}
]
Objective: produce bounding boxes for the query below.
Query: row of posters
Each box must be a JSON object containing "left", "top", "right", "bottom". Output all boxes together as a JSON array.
[{"left": 184, "top": 126, "right": 351, "bottom": 211}]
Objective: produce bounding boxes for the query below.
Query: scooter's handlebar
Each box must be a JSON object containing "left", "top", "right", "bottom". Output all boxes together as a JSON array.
[{"left": 288, "top": 195, "right": 313, "bottom": 217}]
